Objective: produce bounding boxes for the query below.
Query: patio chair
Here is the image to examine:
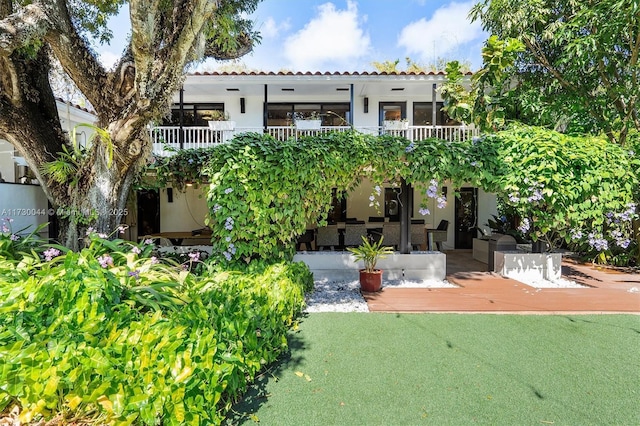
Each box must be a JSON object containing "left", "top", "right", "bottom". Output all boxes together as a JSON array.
[
  {"left": 410, "top": 223, "right": 426, "bottom": 250},
  {"left": 426, "top": 220, "right": 449, "bottom": 251},
  {"left": 343, "top": 222, "right": 367, "bottom": 248},
  {"left": 296, "top": 229, "right": 315, "bottom": 251},
  {"left": 316, "top": 225, "right": 339, "bottom": 251},
  {"left": 382, "top": 222, "right": 400, "bottom": 250}
]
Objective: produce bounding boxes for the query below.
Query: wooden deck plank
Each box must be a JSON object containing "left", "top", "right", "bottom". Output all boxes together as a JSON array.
[{"left": 361, "top": 251, "right": 640, "bottom": 314}]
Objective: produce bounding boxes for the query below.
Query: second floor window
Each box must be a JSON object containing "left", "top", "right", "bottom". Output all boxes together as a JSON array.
[
  {"left": 267, "top": 103, "right": 350, "bottom": 126},
  {"left": 163, "top": 104, "right": 225, "bottom": 126},
  {"left": 413, "top": 102, "right": 458, "bottom": 126}
]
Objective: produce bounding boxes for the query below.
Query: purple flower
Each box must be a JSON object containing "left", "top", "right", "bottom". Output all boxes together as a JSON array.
[
  {"left": 570, "top": 229, "right": 583, "bottom": 241},
  {"left": 419, "top": 208, "right": 430, "bottom": 216},
  {"left": 374, "top": 185, "right": 382, "bottom": 195},
  {"left": 5, "top": 218, "right": 13, "bottom": 223},
  {"left": 617, "top": 239, "right": 631, "bottom": 249},
  {"left": 587, "top": 233, "right": 608, "bottom": 251},
  {"left": 144, "top": 238, "right": 154, "bottom": 245},
  {"left": 527, "top": 189, "right": 543, "bottom": 202},
  {"left": 188, "top": 252, "right": 200, "bottom": 262},
  {"left": 224, "top": 187, "right": 233, "bottom": 194},
  {"left": 508, "top": 193, "right": 520, "bottom": 203},
  {"left": 85, "top": 227, "right": 96, "bottom": 236},
  {"left": 98, "top": 233, "right": 108, "bottom": 239},
  {"left": 225, "top": 217, "right": 234, "bottom": 230},
  {"left": 405, "top": 142, "right": 415, "bottom": 152},
  {"left": 426, "top": 179, "right": 439, "bottom": 198},
  {"left": 43, "top": 248, "right": 61, "bottom": 261},
  {"left": 128, "top": 270, "right": 140, "bottom": 279},
  {"left": 369, "top": 195, "right": 375, "bottom": 202},
  {"left": 10, "top": 234, "right": 19, "bottom": 241},
  {"left": 118, "top": 225, "right": 126, "bottom": 234},
  {"left": 436, "top": 196, "right": 447, "bottom": 209},
  {"left": 517, "top": 218, "right": 530, "bottom": 233},
  {"left": 131, "top": 246, "right": 141, "bottom": 255},
  {"left": 213, "top": 204, "right": 222, "bottom": 213},
  {"left": 98, "top": 254, "right": 113, "bottom": 268},
  {"left": 223, "top": 251, "right": 232, "bottom": 261},
  {"left": 1, "top": 225, "right": 9, "bottom": 233},
  {"left": 150, "top": 256, "right": 159, "bottom": 264}
]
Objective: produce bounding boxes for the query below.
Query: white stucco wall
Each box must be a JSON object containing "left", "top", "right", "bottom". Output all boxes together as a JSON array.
[
  {"left": 0, "top": 140, "right": 15, "bottom": 182},
  {"left": 159, "top": 186, "right": 210, "bottom": 232},
  {"left": 478, "top": 190, "right": 498, "bottom": 236},
  {"left": 0, "top": 183, "right": 50, "bottom": 238}
]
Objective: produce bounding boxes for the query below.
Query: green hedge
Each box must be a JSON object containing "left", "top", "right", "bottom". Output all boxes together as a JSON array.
[{"left": 0, "top": 235, "right": 312, "bottom": 425}]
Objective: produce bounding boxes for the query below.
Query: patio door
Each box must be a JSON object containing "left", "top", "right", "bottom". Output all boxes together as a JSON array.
[
  {"left": 454, "top": 187, "right": 477, "bottom": 249},
  {"left": 137, "top": 189, "right": 160, "bottom": 236}
]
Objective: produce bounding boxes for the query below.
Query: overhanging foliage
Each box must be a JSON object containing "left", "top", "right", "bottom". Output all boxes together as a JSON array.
[{"left": 147, "top": 127, "right": 637, "bottom": 264}]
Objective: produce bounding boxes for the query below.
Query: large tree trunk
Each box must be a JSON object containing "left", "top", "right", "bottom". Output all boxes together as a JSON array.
[
  {"left": 1, "top": 0, "right": 259, "bottom": 249},
  {"left": 54, "top": 120, "right": 150, "bottom": 250}
]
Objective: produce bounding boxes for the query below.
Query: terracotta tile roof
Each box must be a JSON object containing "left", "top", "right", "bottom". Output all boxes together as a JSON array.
[
  {"left": 55, "top": 97, "right": 95, "bottom": 114},
  {"left": 189, "top": 70, "right": 473, "bottom": 77}
]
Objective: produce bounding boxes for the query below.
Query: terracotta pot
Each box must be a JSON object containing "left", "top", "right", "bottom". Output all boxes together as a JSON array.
[{"left": 359, "top": 269, "right": 383, "bottom": 292}]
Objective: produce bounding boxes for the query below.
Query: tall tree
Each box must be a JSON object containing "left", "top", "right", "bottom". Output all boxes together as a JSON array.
[
  {"left": 0, "top": 0, "right": 260, "bottom": 249},
  {"left": 468, "top": 0, "right": 640, "bottom": 145}
]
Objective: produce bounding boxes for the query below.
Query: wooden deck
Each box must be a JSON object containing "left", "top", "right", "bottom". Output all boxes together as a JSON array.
[{"left": 362, "top": 251, "right": 640, "bottom": 314}]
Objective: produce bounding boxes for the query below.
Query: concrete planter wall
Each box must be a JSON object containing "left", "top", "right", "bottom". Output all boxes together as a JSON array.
[
  {"left": 293, "top": 251, "right": 446, "bottom": 281},
  {"left": 494, "top": 250, "right": 562, "bottom": 281}
]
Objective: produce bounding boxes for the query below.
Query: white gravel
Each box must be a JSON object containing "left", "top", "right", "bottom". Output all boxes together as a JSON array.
[
  {"left": 304, "top": 278, "right": 458, "bottom": 313},
  {"left": 303, "top": 275, "right": 590, "bottom": 312},
  {"left": 505, "top": 274, "right": 589, "bottom": 288}
]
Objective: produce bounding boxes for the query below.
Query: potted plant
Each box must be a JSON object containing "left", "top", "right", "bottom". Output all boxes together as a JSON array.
[
  {"left": 347, "top": 236, "right": 394, "bottom": 292},
  {"left": 208, "top": 110, "right": 235, "bottom": 131},
  {"left": 294, "top": 111, "right": 322, "bottom": 130}
]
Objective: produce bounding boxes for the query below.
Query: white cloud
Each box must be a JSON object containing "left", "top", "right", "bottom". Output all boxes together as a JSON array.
[
  {"left": 397, "top": 1, "right": 484, "bottom": 64},
  {"left": 283, "top": 0, "right": 371, "bottom": 71},
  {"left": 260, "top": 16, "right": 291, "bottom": 39}
]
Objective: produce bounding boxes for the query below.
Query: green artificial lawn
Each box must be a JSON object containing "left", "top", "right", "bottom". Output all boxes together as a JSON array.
[{"left": 225, "top": 314, "right": 640, "bottom": 425}]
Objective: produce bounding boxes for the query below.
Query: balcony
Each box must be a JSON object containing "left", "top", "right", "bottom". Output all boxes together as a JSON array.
[{"left": 149, "top": 125, "right": 479, "bottom": 156}]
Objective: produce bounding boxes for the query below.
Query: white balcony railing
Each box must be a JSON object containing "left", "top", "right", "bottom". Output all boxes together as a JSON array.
[{"left": 149, "top": 125, "right": 479, "bottom": 156}]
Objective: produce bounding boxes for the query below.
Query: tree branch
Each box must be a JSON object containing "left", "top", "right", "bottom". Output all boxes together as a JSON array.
[
  {"left": 44, "top": 0, "right": 110, "bottom": 119},
  {"left": 0, "top": 2, "right": 51, "bottom": 55}
]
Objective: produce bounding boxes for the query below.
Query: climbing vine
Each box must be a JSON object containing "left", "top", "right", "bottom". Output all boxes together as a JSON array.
[
  {"left": 150, "top": 125, "right": 638, "bottom": 266},
  {"left": 198, "top": 131, "right": 479, "bottom": 264}
]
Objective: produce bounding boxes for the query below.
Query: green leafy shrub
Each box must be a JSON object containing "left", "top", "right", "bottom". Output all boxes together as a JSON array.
[
  {"left": 0, "top": 235, "right": 310, "bottom": 425},
  {"left": 477, "top": 124, "right": 639, "bottom": 260},
  {"left": 0, "top": 220, "right": 47, "bottom": 260}
]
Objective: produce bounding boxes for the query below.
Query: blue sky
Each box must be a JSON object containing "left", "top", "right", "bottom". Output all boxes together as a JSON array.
[{"left": 100, "top": 0, "right": 487, "bottom": 72}]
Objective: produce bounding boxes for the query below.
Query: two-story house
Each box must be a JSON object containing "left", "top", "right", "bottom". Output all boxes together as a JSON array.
[{"left": 145, "top": 71, "right": 498, "bottom": 251}]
